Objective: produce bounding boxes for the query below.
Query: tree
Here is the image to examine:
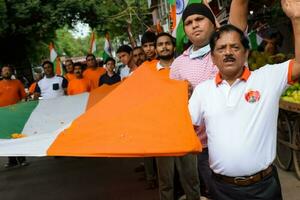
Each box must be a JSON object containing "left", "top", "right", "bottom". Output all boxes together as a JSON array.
[{"left": 0, "top": 0, "right": 151, "bottom": 75}]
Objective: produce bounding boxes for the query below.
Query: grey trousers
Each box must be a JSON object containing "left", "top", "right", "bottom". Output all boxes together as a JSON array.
[{"left": 156, "top": 154, "right": 200, "bottom": 200}]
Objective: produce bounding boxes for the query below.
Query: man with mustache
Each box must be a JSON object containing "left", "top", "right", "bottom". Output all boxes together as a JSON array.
[
  {"left": 170, "top": 1, "right": 249, "bottom": 199},
  {"left": 189, "top": 1, "right": 300, "bottom": 199},
  {"left": 67, "top": 62, "right": 92, "bottom": 95},
  {"left": 137, "top": 32, "right": 177, "bottom": 191}
]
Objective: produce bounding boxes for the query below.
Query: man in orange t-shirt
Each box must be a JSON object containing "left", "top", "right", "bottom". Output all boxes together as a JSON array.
[
  {"left": 64, "top": 59, "right": 76, "bottom": 81},
  {"left": 0, "top": 65, "right": 26, "bottom": 107},
  {"left": 0, "top": 65, "right": 28, "bottom": 168},
  {"left": 83, "top": 54, "right": 105, "bottom": 90},
  {"left": 68, "top": 62, "right": 92, "bottom": 95}
]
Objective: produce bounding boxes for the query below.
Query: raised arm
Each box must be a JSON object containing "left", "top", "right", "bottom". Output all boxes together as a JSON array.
[
  {"left": 203, "top": 0, "right": 220, "bottom": 27},
  {"left": 228, "top": 0, "right": 249, "bottom": 32},
  {"left": 282, "top": 0, "right": 300, "bottom": 80}
]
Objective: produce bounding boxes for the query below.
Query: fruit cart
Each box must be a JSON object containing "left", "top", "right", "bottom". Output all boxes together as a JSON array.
[{"left": 277, "top": 99, "right": 300, "bottom": 179}]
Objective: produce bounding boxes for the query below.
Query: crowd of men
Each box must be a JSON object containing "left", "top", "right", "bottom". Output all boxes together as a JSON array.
[{"left": 1, "top": 0, "right": 300, "bottom": 200}]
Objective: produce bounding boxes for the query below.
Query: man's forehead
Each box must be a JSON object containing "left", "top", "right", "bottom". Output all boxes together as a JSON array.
[
  {"left": 133, "top": 49, "right": 142, "bottom": 54},
  {"left": 118, "top": 52, "right": 129, "bottom": 56},
  {"left": 215, "top": 32, "right": 241, "bottom": 45},
  {"left": 185, "top": 14, "right": 206, "bottom": 21},
  {"left": 44, "top": 63, "right": 52, "bottom": 67},
  {"left": 157, "top": 36, "right": 172, "bottom": 43}
]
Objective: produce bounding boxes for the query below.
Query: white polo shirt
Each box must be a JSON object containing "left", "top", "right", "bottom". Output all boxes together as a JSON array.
[{"left": 189, "top": 60, "right": 294, "bottom": 177}]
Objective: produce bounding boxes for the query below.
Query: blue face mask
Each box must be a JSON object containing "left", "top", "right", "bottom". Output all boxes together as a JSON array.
[{"left": 189, "top": 44, "right": 211, "bottom": 59}]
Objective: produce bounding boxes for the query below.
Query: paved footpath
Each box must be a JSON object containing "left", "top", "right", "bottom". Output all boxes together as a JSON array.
[{"left": 0, "top": 157, "right": 299, "bottom": 200}]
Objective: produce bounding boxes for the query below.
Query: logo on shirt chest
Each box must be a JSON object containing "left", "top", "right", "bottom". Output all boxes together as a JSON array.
[{"left": 245, "top": 90, "right": 260, "bottom": 103}]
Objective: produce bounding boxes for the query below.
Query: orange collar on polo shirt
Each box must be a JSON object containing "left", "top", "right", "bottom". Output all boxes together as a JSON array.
[{"left": 215, "top": 67, "right": 251, "bottom": 85}]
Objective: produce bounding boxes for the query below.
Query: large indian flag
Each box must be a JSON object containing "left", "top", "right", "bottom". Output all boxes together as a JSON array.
[
  {"left": 170, "top": 0, "right": 202, "bottom": 53},
  {"left": 0, "top": 66, "right": 201, "bottom": 157}
]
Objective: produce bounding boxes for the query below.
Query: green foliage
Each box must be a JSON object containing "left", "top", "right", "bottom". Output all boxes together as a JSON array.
[{"left": 0, "top": 0, "right": 151, "bottom": 71}]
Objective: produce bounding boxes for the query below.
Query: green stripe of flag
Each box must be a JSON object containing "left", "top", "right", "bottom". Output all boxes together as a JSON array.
[{"left": 0, "top": 101, "right": 39, "bottom": 139}]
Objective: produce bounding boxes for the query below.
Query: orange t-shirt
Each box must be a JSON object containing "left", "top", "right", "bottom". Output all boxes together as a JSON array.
[
  {"left": 0, "top": 79, "right": 26, "bottom": 107},
  {"left": 67, "top": 78, "right": 92, "bottom": 95},
  {"left": 83, "top": 67, "right": 106, "bottom": 90},
  {"left": 64, "top": 73, "right": 76, "bottom": 82},
  {"left": 28, "top": 82, "right": 37, "bottom": 95}
]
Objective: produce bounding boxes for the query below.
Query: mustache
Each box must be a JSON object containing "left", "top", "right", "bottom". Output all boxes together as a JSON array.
[{"left": 223, "top": 55, "right": 236, "bottom": 62}]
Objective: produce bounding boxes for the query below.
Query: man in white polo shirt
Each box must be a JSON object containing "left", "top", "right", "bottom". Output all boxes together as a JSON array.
[
  {"left": 189, "top": 1, "right": 300, "bottom": 199},
  {"left": 34, "top": 61, "right": 68, "bottom": 100},
  {"left": 170, "top": 1, "right": 249, "bottom": 198}
]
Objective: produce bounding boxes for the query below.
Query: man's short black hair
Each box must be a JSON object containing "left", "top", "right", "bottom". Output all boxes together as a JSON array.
[
  {"left": 155, "top": 32, "right": 176, "bottom": 47},
  {"left": 105, "top": 57, "right": 116, "bottom": 64},
  {"left": 210, "top": 24, "right": 249, "bottom": 52},
  {"left": 73, "top": 62, "right": 82, "bottom": 68},
  {"left": 86, "top": 53, "right": 96, "bottom": 60},
  {"left": 42, "top": 60, "right": 54, "bottom": 68},
  {"left": 116, "top": 45, "right": 132, "bottom": 54},
  {"left": 141, "top": 31, "right": 157, "bottom": 45}
]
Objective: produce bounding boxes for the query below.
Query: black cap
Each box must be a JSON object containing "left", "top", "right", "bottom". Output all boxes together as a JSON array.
[{"left": 182, "top": 3, "right": 216, "bottom": 26}]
